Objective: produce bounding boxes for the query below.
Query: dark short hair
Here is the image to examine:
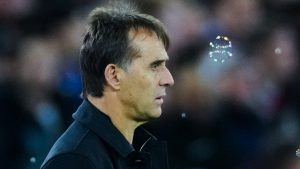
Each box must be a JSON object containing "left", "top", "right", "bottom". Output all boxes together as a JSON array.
[{"left": 80, "top": 4, "right": 169, "bottom": 98}]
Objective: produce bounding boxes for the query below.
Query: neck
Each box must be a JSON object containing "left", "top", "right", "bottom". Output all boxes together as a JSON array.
[{"left": 87, "top": 95, "right": 140, "bottom": 144}]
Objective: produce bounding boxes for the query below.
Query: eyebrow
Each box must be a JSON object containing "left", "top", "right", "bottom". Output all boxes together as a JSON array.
[{"left": 150, "top": 59, "right": 168, "bottom": 67}]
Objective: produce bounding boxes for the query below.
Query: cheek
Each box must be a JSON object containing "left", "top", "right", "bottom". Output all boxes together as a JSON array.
[
  {"left": 121, "top": 69, "right": 157, "bottom": 99},
  {"left": 140, "top": 73, "right": 158, "bottom": 89},
  {"left": 132, "top": 74, "right": 156, "bottom": 101},
  {"left": 121, "top": 74, "right": 148, "bottom": 97},
  {"left": 140, "top": 74, "right": 152, "bottom": 86}
]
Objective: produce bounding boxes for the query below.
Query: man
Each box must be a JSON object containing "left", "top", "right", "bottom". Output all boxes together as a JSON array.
[{"left": 41, "top": 3, "right": 174, "bottom": 169}]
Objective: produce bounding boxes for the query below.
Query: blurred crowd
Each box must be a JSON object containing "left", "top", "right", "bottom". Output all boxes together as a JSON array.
[{"left": 0, "top": 0, "right": 300, "bottom": 169}]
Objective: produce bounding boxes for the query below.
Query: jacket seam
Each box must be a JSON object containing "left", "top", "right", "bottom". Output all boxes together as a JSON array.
[{"left": 72, "top": 123, "right": 90, "bottom": 151}]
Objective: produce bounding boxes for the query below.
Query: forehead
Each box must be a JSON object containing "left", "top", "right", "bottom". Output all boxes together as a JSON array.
[{"left": 128, "top": 28, "right": 169, "bottom": 61}]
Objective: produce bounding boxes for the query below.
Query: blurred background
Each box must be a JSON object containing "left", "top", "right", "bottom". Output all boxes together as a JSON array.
[{"left": 0, "top": 0, "right": 300, "bottom": 169}]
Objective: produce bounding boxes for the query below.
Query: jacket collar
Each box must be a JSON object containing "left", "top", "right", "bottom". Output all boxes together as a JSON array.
[{"left": 72, "top": 99, "right": 158, "bottom": 158}]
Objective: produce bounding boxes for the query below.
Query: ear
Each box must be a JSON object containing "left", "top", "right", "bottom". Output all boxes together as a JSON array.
[{"left": 104, "top": 64, "right": 122, "bottom": 90}]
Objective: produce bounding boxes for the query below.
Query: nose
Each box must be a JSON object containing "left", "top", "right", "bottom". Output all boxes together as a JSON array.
[{"left": 159, "top": 67, "right": 174, "bottom": 87}]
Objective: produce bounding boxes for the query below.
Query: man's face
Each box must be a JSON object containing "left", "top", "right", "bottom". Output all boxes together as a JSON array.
[{"left": 118, "top": 29, "right": 174, "bottom": 122}]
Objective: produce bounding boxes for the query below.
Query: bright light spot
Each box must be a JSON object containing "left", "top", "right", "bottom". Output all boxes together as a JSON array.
[
  {"left": 30, "top": 157, "right": 36, "bottom": 163},
  {"left": 209, "top": 35, "right": 233, "bottom": 63},
  {"left": 275, "top": 47, "right": 282, "bottom": 55},
  {"left": 181, "top": 112, "right": 186, "bottom": 118},
  {"left": 296, "top": 149, "right": 300, "bottom": 157}
]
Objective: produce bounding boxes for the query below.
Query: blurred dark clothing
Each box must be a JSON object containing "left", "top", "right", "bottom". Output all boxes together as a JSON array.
[
  {"left": 0, "top": 81, "right": 44, "bottom": 169},
  {"left": 0, "top": 82, "right": 24, "bottom": 169},
  {"left": 215, "top": 98, "right": 266, "bottom": 169},
  {"left": 145, "top": 97, "right": 266, "bottom": 169},
  {"left": 145, "top": 106, "right": 220, "bottom": 169},
  {"left": 41, "top": 100, "right": 169, "bottom": 169}
]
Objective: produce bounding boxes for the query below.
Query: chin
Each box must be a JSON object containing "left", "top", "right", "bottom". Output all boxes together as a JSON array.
[
  {"left": 135, "top": 110, "right": 161, "bottom": 122},
  {"left": 150, "top": 109, "right": 162, "bottom": 118},
  {"left": 144, "top": 111, "right": 162, "bottom": 121}
]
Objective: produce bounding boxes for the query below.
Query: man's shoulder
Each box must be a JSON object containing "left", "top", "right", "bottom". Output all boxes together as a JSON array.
[
  {"left": 46, "top": 121, "right": 91, "bottom": 156},
  {"left": 41, "top": 153, "right": 97, "bottom": 169},
  {"left": 41, "top": 121, "right": 110, "bottom": 169}
]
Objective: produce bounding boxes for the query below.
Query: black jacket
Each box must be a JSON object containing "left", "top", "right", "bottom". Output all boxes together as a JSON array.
[{"left": 41, "top": 100, "right": 169, "bottom": 169}]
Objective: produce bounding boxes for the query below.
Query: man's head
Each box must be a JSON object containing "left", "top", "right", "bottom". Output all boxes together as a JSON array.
[
  {"left": 80, "top": 4, "right": 170, "bottom": 97},
  {"left": 80, "top": 4, "right": 174, "bottom": 121}
]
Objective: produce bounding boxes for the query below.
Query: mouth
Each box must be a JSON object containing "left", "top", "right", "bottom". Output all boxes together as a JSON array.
[{"left": 155, "top": 95, "right": 165, "bottom": 105}]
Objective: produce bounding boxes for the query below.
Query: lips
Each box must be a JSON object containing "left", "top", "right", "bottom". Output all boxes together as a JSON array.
[
  {"left": 155, "top": 95, "right": 166, "bottom": 104},
  {"left": 155, "top": 94, "right": 166, "bottom": 99}
]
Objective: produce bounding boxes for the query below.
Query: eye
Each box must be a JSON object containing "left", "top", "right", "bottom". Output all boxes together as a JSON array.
[
  {"left": 151, "top": 63, "right": 159, "bottom": 70},
  {"left": 150, "top": 61, "right": 164, "bottom": 71}
]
